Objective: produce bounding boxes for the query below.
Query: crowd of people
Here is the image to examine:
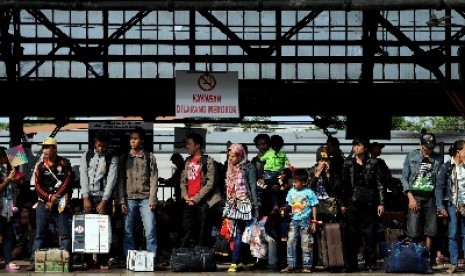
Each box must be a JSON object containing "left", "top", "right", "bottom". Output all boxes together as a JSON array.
[{"left": 1, "top": 127, "right": 464, "bottom": 273}]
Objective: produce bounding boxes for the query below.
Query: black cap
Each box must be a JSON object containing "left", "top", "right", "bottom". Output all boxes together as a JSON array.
[
  {"left": 420, "top": 133, "right": 436, "bottom": 149},
  {"left": 316, "top": 146, "right": 330, "bottom": 161}
]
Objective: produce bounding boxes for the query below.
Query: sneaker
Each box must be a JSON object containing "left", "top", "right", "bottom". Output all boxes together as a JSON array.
[
  {"left": 239, "top": 263, "right": 254, "bottom": 271},
  {"left": 228, "top": 264, "right": 240, "bottom": 272}
]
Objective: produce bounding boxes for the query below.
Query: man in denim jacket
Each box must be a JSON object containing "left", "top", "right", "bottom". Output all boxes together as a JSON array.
[{"left": 401, "top": 130, "right": 443, "bottom": 253}]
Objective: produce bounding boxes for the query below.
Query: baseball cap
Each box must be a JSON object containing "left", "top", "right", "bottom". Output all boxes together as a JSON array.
[
  {"left": 41, "top": 137, "right": 57, "bottom": 146},
  {"left": 316, "top": 146, "right": 330, "bottom": 161},
  {"left": 369, "top": 142, "right": 385, "bottom": 150},
  {"left": 420, "top": 133, "right": 436, "bottom": 149}
]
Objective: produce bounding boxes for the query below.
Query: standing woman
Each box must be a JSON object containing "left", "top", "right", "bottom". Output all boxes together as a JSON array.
[
  {"left": 224, "top": 143, "right": 259, "bottom": 273},
  {"left": 436, "top": 140, "right": 465, "bottom": 274},
  {"left": 0, "top": 147, "right": 21, "bottom": 270}
]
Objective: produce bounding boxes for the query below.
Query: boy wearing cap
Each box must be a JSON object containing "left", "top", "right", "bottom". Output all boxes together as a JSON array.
[
  {"left": 401, "top": 130, "right": 443, "bottom": 256},
  {"left": 27, "top": 137, "right": 74, "bottom": 271}
]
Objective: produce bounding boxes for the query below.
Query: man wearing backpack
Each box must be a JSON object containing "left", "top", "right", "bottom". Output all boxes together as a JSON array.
[
  {"left": 26, "top": 137, "right": 75, "bottom": 271},
  {"left": 79, "top": 130, "right": 118, "bottom": 269},
  {"left": 117, "top": 127, "right": 158, "bottom": 262},
  {"left": 179, "top": 132, "right": 222, "bottom": 247},
  {"left": 402, "top": 129, "right": 443, "bottom": 267}
]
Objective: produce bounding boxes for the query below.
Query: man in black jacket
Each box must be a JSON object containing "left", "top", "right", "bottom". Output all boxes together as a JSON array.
[{"left": 340, "top": 135, "right": 386, "bottom": 272}]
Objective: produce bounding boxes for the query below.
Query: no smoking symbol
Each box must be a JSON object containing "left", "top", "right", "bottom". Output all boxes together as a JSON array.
[{"left": 198, "top": 73, "right": 216, "bottom": 91}]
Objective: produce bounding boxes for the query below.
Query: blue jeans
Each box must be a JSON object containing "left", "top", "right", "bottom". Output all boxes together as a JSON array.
[
  {"left": 286, "top": 220, "right": 314, "bottom": 268},
  {"left": 0, "top": 216, "right": 14, "bottom": 264},
  {"left": 123, "top": 199, "right": 157, "bottom": 259},
  {"left": 263, "top": 170, "right": 280, "bottom": 207},
  {"left": 30, "top": 201, "right": 71, "bottom": 264},
  {"left": 447, "top": 203, "right": 465, "bottom": 266},
  {"left": 231, "top": 219, "right": 253, "bottom": 264}
]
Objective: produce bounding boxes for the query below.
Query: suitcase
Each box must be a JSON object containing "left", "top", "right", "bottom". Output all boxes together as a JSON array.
[{"left": 319, "top": 222, "right": 345, "bottom": 269}]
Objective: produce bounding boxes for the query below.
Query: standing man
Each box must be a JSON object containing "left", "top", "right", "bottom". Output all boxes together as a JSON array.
[
  {"left": 26, "top": 137, "right": 74, "bottom": 271},
  {"left": 159, "top": 153, "right": 184, "bottom": 201},
  {"left": 79, "top": 130, "right": 118, "bottom": 270},
  {"left": 340, "top": 135, "right": 386, "bottom": 272},
  {"left": 118, "top": 127, "right": 158, "bottom": 261},
  {"left": 179, "top": 132, "right": 222, "bottom": 247},
  {"left": 368, "top": 142, "right": 389, "bottom": 177},
  {"left": 402, "top": 130, "right": 443, "bottom": 258}
]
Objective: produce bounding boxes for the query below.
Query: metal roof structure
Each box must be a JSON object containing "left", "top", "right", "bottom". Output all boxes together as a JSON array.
[{"left": 0, "top": 0, "right": 464, "bottom": 143}]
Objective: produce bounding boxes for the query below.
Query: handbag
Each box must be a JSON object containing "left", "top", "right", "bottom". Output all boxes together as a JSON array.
[
  {"left": 171, "top": 246, "right": 217, "bottom": 272},
  {"left": 351, "top": 186, "right": 374, "bottom": 203},
  {"left": 226, "top": 199, "right": 252, "bottom": 221},
  {"left": 316, "top": 197, "right": 338, "bottom": 216}
]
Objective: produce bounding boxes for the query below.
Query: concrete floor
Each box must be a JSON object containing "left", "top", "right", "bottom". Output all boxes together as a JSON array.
[{"left": 0, "top": 259, "right": 456, "bottom": 275}]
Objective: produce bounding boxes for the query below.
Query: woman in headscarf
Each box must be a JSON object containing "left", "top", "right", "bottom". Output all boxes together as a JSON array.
[{"left": 224, "top": 143, "right": 259, "bottom": 272}]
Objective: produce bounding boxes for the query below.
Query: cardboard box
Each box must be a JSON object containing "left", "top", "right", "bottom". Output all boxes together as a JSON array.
[
  {"left": 382, "top": 211, "right": 407, "bottom": 227},
  {"left": 385, "top": 228, "right": 405, "bottom": 243},
  {"left": 34, "top": 248, "right": 69, "bottom": 272},
  {"left": 127, "top": 250, "right": 155, "bottom": 272},
  {"left": 72, "top": 214, "right": 111, "bottom": 253}
]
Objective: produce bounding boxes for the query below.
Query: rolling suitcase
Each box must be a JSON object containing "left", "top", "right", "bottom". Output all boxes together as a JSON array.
[{"left": 319, "top": 222, "right": 345, "bottom": 269}]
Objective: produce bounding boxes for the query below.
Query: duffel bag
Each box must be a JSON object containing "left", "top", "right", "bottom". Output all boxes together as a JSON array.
[
  {"left": 384, "top": 240, "right": 432, "bottom": 273},
  {"left": 170, "top": 246, "right": 217, "bottom": 272}
]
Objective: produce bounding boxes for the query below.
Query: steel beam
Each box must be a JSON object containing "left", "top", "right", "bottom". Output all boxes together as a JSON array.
[{"left": 0, "top": 0, "right": 463, "bottom": 10}]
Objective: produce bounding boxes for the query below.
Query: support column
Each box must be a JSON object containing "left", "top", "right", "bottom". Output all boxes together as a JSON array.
[{"left": 9, "top": 114, "right": 24, "bottom": 146}]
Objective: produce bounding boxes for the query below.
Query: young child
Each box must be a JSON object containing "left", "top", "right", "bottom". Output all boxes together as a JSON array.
[
  {"left": 260, "top": 135, "right": 292, "bottom": 212},
  {"left": 281, "top": 168, "right": 318, "bottom": 273}
]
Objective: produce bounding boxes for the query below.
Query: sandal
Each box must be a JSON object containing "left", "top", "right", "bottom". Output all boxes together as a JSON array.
[
  {"left": 6, "top": 263, "right": 20, "bottom": 270},
  {"left": 301, "top": 267, "right": 312, "bottom": 273},
  {"left": 280, "top": 266, "right": 294, "bottom": 273},
  {"left": 447, "top": 266, "right": 458, "bottom": 274}
]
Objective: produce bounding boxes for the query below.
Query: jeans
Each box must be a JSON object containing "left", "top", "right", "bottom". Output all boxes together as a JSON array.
[
  {"left": 0, "top": 216, "right": 14, "bottom": 264},
  {"left": 123, "top": 199, "right": 157, "bottom": 259},
  {"left": 266, "top": 235, "right": 279, "bottom": 268},
  {"left": 286, "top": 220, "right": 314, "bottom": 268},
  {"left": 231, "top": 219, "right": 253, "bottom": 264},
  {"left": 447, "top": 203, "right": 465, "bottom": 266},
  {"left": 30, "top": 201, "right": 71, "bottom": 264}
]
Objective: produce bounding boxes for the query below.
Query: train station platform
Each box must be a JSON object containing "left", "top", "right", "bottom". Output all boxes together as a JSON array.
[{"left": 0, "top": 259, "right": 457, "bottom": 275}]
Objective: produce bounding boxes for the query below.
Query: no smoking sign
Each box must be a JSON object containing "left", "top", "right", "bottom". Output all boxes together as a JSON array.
[{"left": 197, "top": 73, "right": 216, "bottom": 91}]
